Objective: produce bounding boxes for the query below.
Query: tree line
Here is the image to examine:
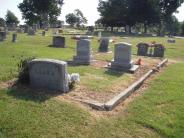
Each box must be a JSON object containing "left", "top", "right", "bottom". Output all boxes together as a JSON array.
[
  {"left": 0, "top": 0, "right": 184, "bottom": 35},
  {"left": 97, "top": 0, "right": 184, "bottom": 35}
]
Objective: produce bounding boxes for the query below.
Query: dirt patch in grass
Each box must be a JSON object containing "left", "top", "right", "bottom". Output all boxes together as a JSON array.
[
  {"left": 0, "top": 79, "right": 16, "bottom": 89},
  {"left": 59, "top": 57, "right": 163, "bottom": 103}
]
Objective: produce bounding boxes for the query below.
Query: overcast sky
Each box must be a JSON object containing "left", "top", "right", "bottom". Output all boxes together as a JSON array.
[{"left": 0, "top": 0, "right": 183, "bottom": 25}]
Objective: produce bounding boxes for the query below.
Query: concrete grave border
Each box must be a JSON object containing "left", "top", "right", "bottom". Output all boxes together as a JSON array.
[{"left": 78, "top": 58, "right": 168, "bottom": 111}]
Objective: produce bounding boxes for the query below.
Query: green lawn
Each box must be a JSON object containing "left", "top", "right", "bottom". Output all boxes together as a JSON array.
[{"left": 0, "top": 30, "right": 184, "bottom": 137}]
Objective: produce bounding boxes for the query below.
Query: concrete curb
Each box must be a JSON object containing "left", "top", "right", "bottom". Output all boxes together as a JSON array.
[{"left": 80, "top": 59, "right": 168, "bottom": 111}]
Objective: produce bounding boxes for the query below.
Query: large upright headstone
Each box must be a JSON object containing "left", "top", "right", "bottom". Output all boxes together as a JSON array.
[
  {"left": 98, "top": 37, "right": 110, "bottom": 52},
  {"left": 110, "top": 42, "right": 136, "bottom": 72},
  {"left": 73, "top": 39, "right": 92, "bottom": 65},
  {"left": 137, "top": 42, "right": 149, "bottom": 56},
  {"left": 53, "top": 36, "right": 66, "bottom": 48},
  {"left": 29, "top": 59, "right": 69, "bottom": 92}
]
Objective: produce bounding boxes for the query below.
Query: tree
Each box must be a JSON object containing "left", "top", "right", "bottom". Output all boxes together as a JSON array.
[
  {"left": 5, "top": 10, "right": 19, "bottom": 27},
  {"left": 0, "top": 18, "right": 5, "bottom": 27},
  {"left": 65, "top": 13, "right": 79, "bottom": 27},
  {"left": 65, "top": 9, "right": 88, "bottom": 27},
  {"left": 165, "top": 15, "right": 180, "bottom": 35},
  {"left": 74, "top": 9, "right": 88, "bottom": 27},
  {"left": 18, "top": 0, "right": 64, "bottom": 26},
  {"left": 97, "top": 0, "right": 184, "bottom": 34},
  {"left": 156, "top": 0, "right": 184, "bottom": 35}
]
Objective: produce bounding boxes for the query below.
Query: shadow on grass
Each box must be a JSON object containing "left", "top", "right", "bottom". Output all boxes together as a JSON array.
[
  {"left": 47, "top": 45, "right": 62, "bottom": 48},
  {"left": 104, "top": 69, "right": 125, "bottom": 77},
  {"left": 6, "top": 83, "right": 64, "bottom": 103}
]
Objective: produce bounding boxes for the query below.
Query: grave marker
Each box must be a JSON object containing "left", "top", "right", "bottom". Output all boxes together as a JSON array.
[
  {"left": 73, "top": 39, "right": 92, "bottom": 65},
  {"left": 29, "top": 59, "right": 69, "bottom": 92}
]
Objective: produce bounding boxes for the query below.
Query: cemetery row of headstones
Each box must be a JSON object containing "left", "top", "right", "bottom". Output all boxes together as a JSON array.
[
  {"left": 28, "top": 41, "right": 138, "bottom": 93},
  {"left": 137, "top": 42, "right": 165, "bottom": 57}
]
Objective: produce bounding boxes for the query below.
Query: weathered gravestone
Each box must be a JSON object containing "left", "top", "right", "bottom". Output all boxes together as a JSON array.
[
  {"left": 110, "top": 42, "right": 139, "bottom": 73},
  {"left": 73, "top": 39, "right": 92, "bottom": 65},
  {"left": 53, "top": 36, "right": 66, "bottom": 48},
  {"left": 137, "top": 42, "right": 149, "bottom": 56},
  {"left": 12, "top": 33, "right": 17, "bottom": 42},
  {"left": 29, "top": 59, "right": 69, "bottom": 92},
  {"left": 153, "top": 44, "right": 165, "bottom": 57},
  {"left": 99, "top": 37, "right": 110, "bottom": 52}
]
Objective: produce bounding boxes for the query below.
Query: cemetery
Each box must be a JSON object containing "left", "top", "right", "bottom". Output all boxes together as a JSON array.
[{"left": 0, "top": 0, "right": 184, "bottom": 137}]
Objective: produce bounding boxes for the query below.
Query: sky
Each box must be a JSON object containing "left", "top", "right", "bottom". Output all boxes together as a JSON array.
[{"left": 0, "top": 0, "right": 184, "bottom": 25}]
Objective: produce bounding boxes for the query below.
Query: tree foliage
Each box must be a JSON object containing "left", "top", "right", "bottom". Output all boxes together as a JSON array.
[
  {"left": 5, "top": 10, "right": 19, "bottom": 26},
  {"left": 65, "top": 13, "right": 79, "bottom": 27},
  {"left": 0, "top": 18, "right": 5, "bottom": 27},
  {"left": 18, "top": 0, "right": 64, "bottom": 25},
  {"left": 65, "top": 9, "right": 87, "bottom": 27},
  {"left": 97, "top": 0, "right": 184, "bottom": 33}
]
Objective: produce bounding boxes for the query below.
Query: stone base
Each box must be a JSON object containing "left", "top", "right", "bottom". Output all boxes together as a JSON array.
[
  {"left": 73, "top": 56, "right": 92, "bottom": 65},
  {"left": 109, "top": 61, "right": 139, "bottom": 73},
  {"left": 98, "top": 50, "right": 112, "bottom": 53}
]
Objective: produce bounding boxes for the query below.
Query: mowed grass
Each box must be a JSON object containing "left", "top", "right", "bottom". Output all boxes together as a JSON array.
[
  {"left": 0, "top": 30, "right": 184, "bottom": 137},
  {"left": 0, "top": 31, "right": 184, "bottom": 82},
  {"left": 0, "top": 63, "right": 184, "bottom": 137}
]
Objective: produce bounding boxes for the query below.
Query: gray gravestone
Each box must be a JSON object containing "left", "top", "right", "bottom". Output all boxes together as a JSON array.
[
  {"left": 73, "top": 39, "right": 92, "bottom": 65},
  {"left": 12, "top": 33, "right": 17, "bottom": 42},
  {"left": 153, "top": 44, "right": 165, "bottom": 57},
  {"left": 110, "top": 42, "right": 137, "bottom": 72},
  {"left": 137, "top": 42, "right": 149, "bottom": 56},
  {"left": 99, "top": 37, "right": 110, "bottom": 52},
  {"left": 53, "top": 36, "right": 66, "bottom": 48},
  {"left": 29, "top": 59, "right": 69, "bottom": 92}
]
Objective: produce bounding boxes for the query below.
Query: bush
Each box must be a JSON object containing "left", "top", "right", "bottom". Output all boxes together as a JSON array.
[{"left": 17, "top": 57, "right": 35, "bottom": 84}]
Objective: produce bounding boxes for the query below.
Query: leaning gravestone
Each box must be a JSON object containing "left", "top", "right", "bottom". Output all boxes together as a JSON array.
[
  {"left": 53, "top": 36, "right": 66, "bottom": 48},
  {"left": 137, "top": 42, "right": 149, "bottom": 56},
  {"left": 99, "top": 37, "right": 110, "bottom": 52},
  {"left": 110, "top": 42, "right": 139, "bottom": 72},
  {"left": 12, "top": 33, "right": 17, "bottom": 42},
  {"left": 73, "top": 39, "right": 92, "bottom": 65},
  {"left": 153, "top": 44, "right": 165, "bottom": 57},
  {"left": 29, "top": 59, "right": 69, "bottom": 92}
]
